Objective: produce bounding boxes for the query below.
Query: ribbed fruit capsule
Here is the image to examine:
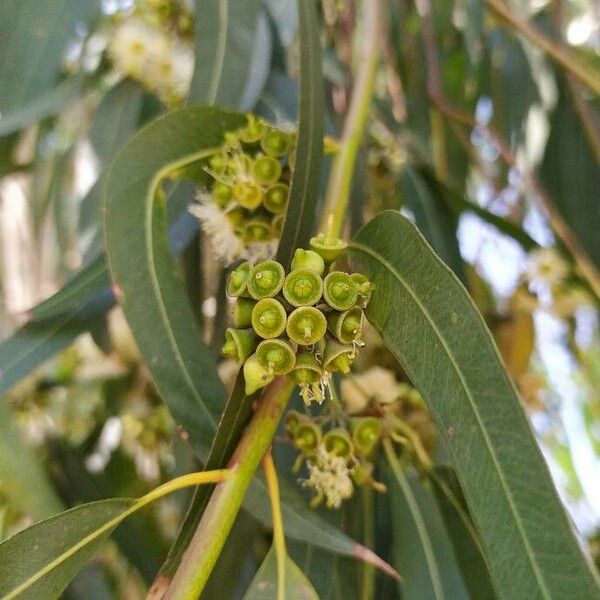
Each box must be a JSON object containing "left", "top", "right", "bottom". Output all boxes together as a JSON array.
[
  {"left": 352, "top": 417, "right": 383, "bottom": 457},
  {"left": 232, "top": 181, "right": 263, "bottom": 209},
  {"left": 289, "top": 351, "right": 323, "bottom": 384},
  {"left": 243, "top": 212, "right": 271, "bottom": 242},
  {"left": 328, "top": 306, "right": 363, "bottom": 343},
  {"left": 323, "top": 428, "right": 353, "bottom": 459},
  {"left": 251, "top": 155, "right": 282, "bottom": 185},
  {"left": 212, "top": 181, "right": 233, "bottom": 207},
  {"left": 286, "top": 306, "right": 327, "bottom": 346},
  {"left": 264, "top": 183, "right": 289, "bottom": 214},
  {"left": 293, "top": 421, "right": 322, "bottom": 454},
  {"left": 309, "top": 233, "right": 348, "bottom": 263},
  {"left": 261, "top": 128, "right": 294, "bottom": 157},
  {"left": 232, "top": 297, "right": 256, "bottom": 328},
  {"left": 282, "top": 269, "right": 323, "bottom": 307},
  {"left": 323, "top": 272, "right": 359, "bottom": 310},
  {"left": 221, "top": 328, "right": 257, "bottom": 364},
  {"left": 350, "top": 273, "right": 374, "bottom": 307},
  {"left": 251, "top": 298, "right": 287, "bottom": 338},
  {"left": 239, "top": 115, "right": 268, "bottom": 143},
  {"left": 226, "top": 262, "right": 252, "bottom": 297},
  {"left": 323, "top": 339, "right": 355, "bottom": 374},
  {"left": 256, "top": 339, "right": 296, "bottom": 375},
  {"left": 247, "top": 260, "right": 285, "bottom": 299},
  {"left": 243, "top": 353, "right": 274, "bottom": 395},
  {"left": 290, "top": 249, "right": 325, "bottom": 275}
]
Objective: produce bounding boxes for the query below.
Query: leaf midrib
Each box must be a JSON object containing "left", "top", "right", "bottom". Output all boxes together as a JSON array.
[{"left": 349, "top": 240, "right": 551, "bottom": 600}]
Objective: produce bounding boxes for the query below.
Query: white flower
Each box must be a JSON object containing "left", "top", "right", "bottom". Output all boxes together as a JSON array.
[
  {"left": 524, "top": 248, "right": 570, "bottom": 286},
  {"left": 341, "top": 366, "right": 400, "bottom": 413},
  {"left": 303, "top": 444, "right": 354, "bottom": 509}
]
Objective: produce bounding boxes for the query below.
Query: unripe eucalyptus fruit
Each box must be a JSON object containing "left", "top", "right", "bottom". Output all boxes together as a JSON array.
[
  {"left": 221, "top": 328, "right": 257, "bottom": 364},
  {"left": 323, "top": 428, "right": 353, "bottom": 459},
  {"left": 227, "top": 261, "right": 252, "bottom": 297},
  {"left": 323, "top": 272, "right": 359, "bottom": 310},
  {"left": 232, "top": 297, "right": 256, "bottom": 328},
  {"left": 239, "top": 115, "right": 268, "bottom": 143},
  {"left": 243, "top": 353, "right": 274, "bottom": 395},
  {"left": 291, "top": 249, "right": 325, "bottom": 275},
  {"left": 232, "top": 181, "right": 263, "bottom": 210},
  {"left": 243, "top": 212, "right": 271, "bottom": 242},
  {"left": 251, "top": 298, "right": 287, "bottom": 338},
  {"left": 252, "top": 155, "right": 282, "bottom": 185},
  {"left": 264, "top": 183, "right": 289, "bottom": 214},
  {"left": 328, "top": 307, "right": 363, "bottom": 344},
  {"left": 309, "top": 233, "right": 347, "bottom": 263},
  {"left": 247, "top": 260, "right": 285, "bottom": 299},
  {"left": 261, "top": 128, "right": 294, "bottom": 157},
  {"left": 323, "top": 339, "right": 355, "bottom": 374},
  {"left": 282, "top": 269, "right": 323, "bottom": 307},
  {"left": 256, "top": 338, "right": 296, "bottom": 375},
  {"left": 212, "top": 181, "right": 233, "bottom": 207},
  {"left": 286, "top": 306, "right": 327, "bottom": 346},
  {"left": 352, "top": 417, "right": 383, "bottom": 457},
  {"left": 293, "top": 421, "right": 321, "bottom": 453},
  {"left": 289, "top": 351, "right": 323, "bottom": 384}
]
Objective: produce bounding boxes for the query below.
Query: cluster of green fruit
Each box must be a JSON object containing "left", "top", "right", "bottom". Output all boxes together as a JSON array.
[
  {"left": 222, "top": 247, "right": 373, "bottom": 404},
  {"left": 205, "top": 115, "right": 296, "bottom": 247},
  {"left": 285, "top": 411, "right": 385, "bottom": 509}
]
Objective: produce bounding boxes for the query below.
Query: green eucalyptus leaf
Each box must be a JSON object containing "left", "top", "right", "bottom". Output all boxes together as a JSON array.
[
  {"left": 189, "top": 0, "right": 270, "bottom": 109},
  {"left": 348, "top": 211, "right": 600, "bottom": 600},
  {"left": 275, "top": 0, "right": 324, "bottom": 268},
  {"left": 103, "top": 106, "right": 246, "bottom": 457},
  {"left": 0, "top": 0, "right": 97, "bottom": 125},
  {"left": 243, "top": 545, "right": 319, "bottom": 600}
]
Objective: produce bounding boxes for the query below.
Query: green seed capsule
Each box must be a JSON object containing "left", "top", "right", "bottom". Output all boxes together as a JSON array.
[
  {"left": 261, "top": 128, "right": 294, "bottom": 157},
  {"left": 293, "top": 421, "right": 321, "bottom": 453},
  {"left": 350, "top": 273, "right": 374, "bottom": 307},
  {"left": 239, "top": 115, "right": 268, "bottom": 143},
  {"left": 227, "top": 262, "right": 252, "bottom": 297},
  {"left": 289, "top": 351, "right": 323, "bottom": 384},
  {"left": 323, "top": 339, "right": 355, "bottom": 374},
  {"left": 291, "top": 249, "right": 325, "bottom": 275},
  {"left": 328, "top": 306, "right": 363, "bottom": 344},
  {"left": 243, "top": 212, "right": 272, "bottom": 242},
  {"left": 286, "top": 306, "right": 327, "bottom": 345},
  {"left": 232, "top": 181, "right": 263, "bottom": 209},
  {"left": 212, "top": 181, "right": 233, "bottom": 207},
  {"left": 247, "top": 260, "right": 285, "bottom": 299},
  {"left": 323, "top": 428, "right": 353, "bottom": 459},
  {"left": 309, "top": 233, "right": 348, "bottom": 263},
  {"left": 251, "top": 298, "right": 287, "bottom": 338},
  {"left": 243, "top": 352, "right": 274, "bottom": 395},
  {"left": 251, "top": 155, "right": 282, "bottom": 185},
  {"left": 264, "top": 183, "right": 289, "bottom": 214},
  {"left": 282, "top": 269, "right": 323, "bottom": 307},
  {"left": 232, "top": 298, "right": 256, "bottom": 328},
  {"left": 352, "top": 417, "right": 383, "bottom": 457},
  {"left": 221, "top": 328, "right": 257, "bottom": 364},
  {"left": 256, "top": 339, "right": 296, "bottom": 375},
  {"left": 323, "top": 271, "right": 359, "bottom": 310}
]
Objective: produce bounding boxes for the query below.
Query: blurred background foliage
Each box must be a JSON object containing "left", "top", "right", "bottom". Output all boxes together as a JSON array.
[{"left": 0, "top": 0, "right": 599, "bottom": 597}]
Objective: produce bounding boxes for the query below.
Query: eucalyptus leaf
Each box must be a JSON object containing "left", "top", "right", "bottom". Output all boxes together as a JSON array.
[
  {"left": 243, "top": 545, "right": 319, "bottom": 600},
  {"left": 275, "top": 0, "right": 324, "bottom": 268},
  {"left": 348, "top": 211, "right": 600, "bottom": 600}
]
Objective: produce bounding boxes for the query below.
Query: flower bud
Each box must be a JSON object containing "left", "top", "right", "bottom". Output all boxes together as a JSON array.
[
  {"left": 226, "top": 261, "right": 252, "bottom": 297},
  {"left": 232, "top": 181, "right": 263, "bottom": 210},
  {"left": 328, "top": 306, "right": 363, "bottom": 343},
  {"left": 261, "top": 128, "right": 294, "bottom": 157},
  {"left": 239, "top": 115, "right": 268, "bottom": 143},
  {"left": 251, "top": 155, "right": 282, "bottom": 185},
  {"left": 212, "top": 181, "right": 233, "bottom": 207},
  {"left": 251, "top": 298, "right": 287, "bottom": 338},
  {"left": 323, "top": 271, "right": 359, "bottom": 310},
  {"left": 352, "top": 417, "right": 382, "bottom": 457},
  {"left": 286, "top": 306, "right": 327, "bottom": 346},
  {"left": 323, "top": 339, "right": 355, "bottom": 374},
  {"left": 232, "top": 298, "right": 256, "bottom": 328},
  {"left": 221, "top": 328, "right": 257, "bottom": 364},
  {"left": 350, "top": 273, "right": 374, "bottom": 307},
  {"left": 282, "top": 269, "right": 323, "bottom": 307},
  {"left": 293, "top": 421, "right": 321, "bottom": 453},
  {"left": 264, "top": 183, "right": 289, "bottom": 214},
  {"left": 289, "top": 351, "right": 323, "bottom": 384},
  {"left": 247, "top": 260, "right": 285, "bottom": 299},
  {"left": 309, "top": 233, "right": 347, "bottom": 263},
  {"left": 291, "top": 249, "right": 325, "bottom": 275},
  {"left": 243, "top": 353, "right": 274, "bottom": 395},
  {"left": 256, "top": 339, "right": 296, "bottom": 375},
  {"left": 323, "top": 428, "right": 353, "bottom": 459}
]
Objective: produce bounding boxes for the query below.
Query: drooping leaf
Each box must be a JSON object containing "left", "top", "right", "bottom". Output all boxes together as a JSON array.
[
  {"left": 103, "top": 106, "right": 246, "bottom": 457},
  {"left": 348, "top": 211, "right": 600, "bottom": 600},
  {"left": 243, "top": 545, "right": 319, "bottom": 600},
  {"left": 0, "top": 0, "right": 97, "bottom": 123},
  {"left": 384, "top": 454, "right": 468, "bottom": 600},
  {"left": 275, "top": 0, "right": 324, "bottom": 268},
  {"left": 189, "top": 0, "right": 271, "bottom": 110},
  {"left": 540, "top": 78, "right": 600, "bottom": 272},
  {"left": 429, "top": 466, "right": 498, "bottom": 600}
]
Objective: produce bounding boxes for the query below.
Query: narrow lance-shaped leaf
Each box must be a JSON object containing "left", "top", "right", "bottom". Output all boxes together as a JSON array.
[
  {"left": 348, "top": 211, "right": 600, "bottom": 600},
  {"left": 275, "top": 0, "right": 324, "bottom": 268}
]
